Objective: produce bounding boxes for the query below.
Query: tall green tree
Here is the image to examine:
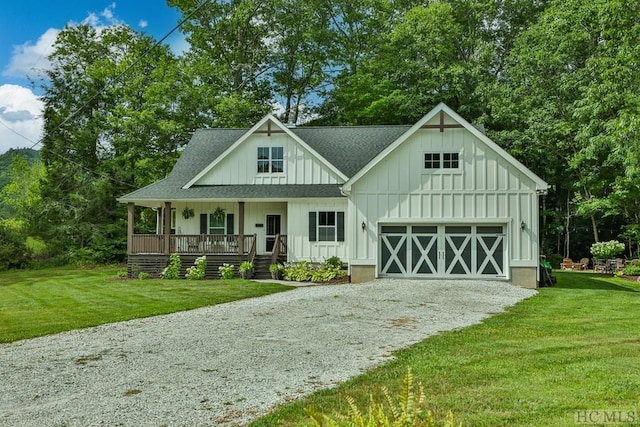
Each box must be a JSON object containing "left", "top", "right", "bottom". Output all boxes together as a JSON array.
[
  {"left": 168, "top": 0, "right": 274, "bottom": 127},
  {"left": 269, "top": 0, "right": 331, "bottom": 123},
  {"left": 317, "top": 0, "right": 548, "bottom": 125},
  {"left": 40, "top": 24, "right": 185, "bottom": 261},
  {"left": 491, "top": 0, "right": 640, "bottom": 255}
]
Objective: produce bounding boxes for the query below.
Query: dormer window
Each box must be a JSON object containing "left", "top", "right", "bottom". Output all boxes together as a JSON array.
[{"left": 257, "top": 146, "right": 284, "bottom": 173}]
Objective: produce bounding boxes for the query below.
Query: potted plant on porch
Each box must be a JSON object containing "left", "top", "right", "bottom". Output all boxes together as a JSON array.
[
  {"left": 239, "top": 261, "right": 254, "bottom": 279},
  {"left": 269, "top": 263, "right": 283, "bottom": 280}
]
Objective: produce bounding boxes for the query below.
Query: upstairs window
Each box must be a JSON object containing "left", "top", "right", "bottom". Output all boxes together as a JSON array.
[
  {"left": 424, "top": 152, "right": 460, "bottom": 170},
  {"left": 257, "top": 146, "right": 284, "bottom": 173},
  {"left": 424, "top": 153, "right": 440, "bottom": 169}
]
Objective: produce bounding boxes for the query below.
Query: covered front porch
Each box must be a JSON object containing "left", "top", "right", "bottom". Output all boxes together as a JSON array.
[{"left": 125, "top": 200, "right": 288, "bottom": 278}]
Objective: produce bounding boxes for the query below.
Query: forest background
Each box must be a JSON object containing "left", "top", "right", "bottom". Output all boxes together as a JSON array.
[{"left": 1, "top": 0, "right": 638, "bottom": 269}]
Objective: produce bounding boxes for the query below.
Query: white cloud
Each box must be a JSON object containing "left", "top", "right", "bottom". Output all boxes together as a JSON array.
[
  {"left": 138, "top": 20, "right": 148, "bottom": 29},
  {"left": 0, "top": 84, "right": 44, "bottom": 153},
  {"left": 101, "top": 3, "right": 123, "bottom": 25},
  {"left": 3, "top": 28, "right": 60, "bottom": 79}
]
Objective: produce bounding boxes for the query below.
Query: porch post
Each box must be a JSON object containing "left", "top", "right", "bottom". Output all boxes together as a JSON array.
[
  {"left": 164, "top": 201, "right": 172, "bottom": 254},
  {"left": 238, "top": 201, "right": 245, "bottom": 255},
  {"left": 127, "top": 203, "right": 135, "bottom": 255}
]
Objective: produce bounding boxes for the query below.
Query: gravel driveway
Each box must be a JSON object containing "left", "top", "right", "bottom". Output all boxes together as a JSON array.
[{"left": 0, "top": 279, "right": 535, "bottom": 426}]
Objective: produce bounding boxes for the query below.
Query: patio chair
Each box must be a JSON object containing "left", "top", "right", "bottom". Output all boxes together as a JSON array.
[
  {"left": 561, "top": 258, "right": 574, "bottom": 270},
  {"left": 593, "top": 259, "right": 607, "bottom": 273},
  {"left": 578, "top": 257, "right": 589, "bottom": 270}
]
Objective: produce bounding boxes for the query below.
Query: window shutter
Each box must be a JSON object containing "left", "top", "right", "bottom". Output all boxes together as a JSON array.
[
  {"left": 200, "top": 214, "right": 207, "bottom": 234},
  {"left": 309, "top": 212, "right": 316, "bottom": 242},
  {"left": 226, "top": 213, "right": 234, "bottom": 234},
  {"left": 337, "top": 211, "right": 345, "bottom": 242}
]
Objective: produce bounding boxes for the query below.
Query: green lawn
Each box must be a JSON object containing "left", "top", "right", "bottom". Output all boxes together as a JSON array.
[
  {"left": 251, "top": 272, "right": 640, "bottom": 426},
  {"left": 0, "top": 266, "right": 292, "bottom": 343}
]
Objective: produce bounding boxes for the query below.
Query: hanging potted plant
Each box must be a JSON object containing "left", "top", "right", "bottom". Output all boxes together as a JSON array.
[
  {"left": 212, "top": 206, "right": 226, "bottom": 222},
  {"left": 182, "top": 206, "right": 194, "bottom": 219}
]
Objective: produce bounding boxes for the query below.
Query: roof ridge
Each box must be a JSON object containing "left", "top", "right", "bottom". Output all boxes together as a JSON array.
[{"left": 193, "top": 124, "right": 413, "bottom": 132}]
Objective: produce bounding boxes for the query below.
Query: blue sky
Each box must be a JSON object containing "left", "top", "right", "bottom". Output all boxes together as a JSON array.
[{"left": 0, "top": 1, "right": 187, "bottom": 153}]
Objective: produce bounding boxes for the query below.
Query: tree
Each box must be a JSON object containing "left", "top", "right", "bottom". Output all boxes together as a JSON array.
[
  {"left": 269, "top": 0, "right": 331, "bottom": 124},
  {"left": 317, "top": 0, "right": 546, "bottom": 125},
  {"left": 168, "top": 0, "right": 274, "bottom": 127},
  {"left": 491, "top": 0, "right": 640, "bottom": 256},
  {"left": 40, "top": 24, "right": 186, "bottom": 261},
  {"left": 0, "top": 156, "right": 45, "bottom": 232}
]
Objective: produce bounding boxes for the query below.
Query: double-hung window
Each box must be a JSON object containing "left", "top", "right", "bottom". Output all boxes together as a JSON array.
[
  {"left": 208, "top": 214, "right": 225, "bottom": 235},
  {"left": 257, "top": 146, "right": 284, "bottom": 173},
  {"left": 318, "top": 212, "right": 336, "bottom": 241},
  {"left": 424, "top": 152, "right": 460, "bottom": 170},
  {"left": 309, "top": 211, "right": 345, "bottom": 242}
]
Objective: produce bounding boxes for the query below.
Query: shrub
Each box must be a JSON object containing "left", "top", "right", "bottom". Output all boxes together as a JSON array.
[
  {"left": 306, "top": 368, "right": 460, "bottom": 427},
  {"left": 546, "top": 254, "right": 564, "bottom": 270},
  {"left": 0, "top": 220, "right": 32, "bottom": 270},
  {"left": 116, "top": 269, "right": 128, "bottom": 279},
  {"left": 311, "top": 264, "right": 346, "bottom": 283},
  {"left": 283, "top": 260, "right": 313, "bottom": 282},
  {"left": 325, "top": 256, "right": 343, "bottom": 269},
  {"left": 161, "top": 253, "right": 181, "bottom": 279},
  {"left": 186, "top": 256, "right": 207, "bottom": 280},
  {"left": 138, "top": 272, "right": 150, "bottom": 280},
  {"left": 282, "top": 260, "right": 347, "bottom": 283},
  {"left": 623, "top": 260, "right": 640, "bottom": 276},
  {"left": 239, "top": 261, "right": 254, "bottom": 278},
  {"left": 590, "top": 240, "right": 625, "bottom": 259},
  {"left": 218, "top": 263, "right": 235, "bottom": 279}
]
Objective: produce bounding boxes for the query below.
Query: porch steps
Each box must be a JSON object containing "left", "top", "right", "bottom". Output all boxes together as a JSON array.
[{"left": 252, "top": 255, "right": 274, "bottom": 280}]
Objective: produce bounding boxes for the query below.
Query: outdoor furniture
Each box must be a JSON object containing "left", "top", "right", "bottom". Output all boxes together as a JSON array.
[
  {"left": 578, "top": 257, "right": 589, "bottom": 270},
  {"left": 593, "top": 259, "right": 607, "bottom": 273},
  {"left": 615, "top": 258, "right": 625, "bottom": 272},
  {"left": 561, "top": 258, "right": 574, "bottom": 270}
]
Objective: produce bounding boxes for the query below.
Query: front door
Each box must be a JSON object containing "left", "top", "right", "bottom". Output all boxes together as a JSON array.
[{"left": 266, "top": 214, "right": 281, "bottom": 252}]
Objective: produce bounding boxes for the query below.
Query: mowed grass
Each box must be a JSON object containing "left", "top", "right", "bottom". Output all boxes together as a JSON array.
[
  {"left": 251, "top": 272, "right": 640, "bottom": 427},
  {"left": 0, "top": 266, "right": 292, "bottom": 343}
]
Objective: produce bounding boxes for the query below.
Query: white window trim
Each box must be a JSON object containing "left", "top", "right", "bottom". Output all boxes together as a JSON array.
[
  {"left": 257, "top": 146, "right": 285, "bottom": 174},
  {"left": 422, "top": 149, "right": 463, "bottom": 173},
  {"left": 317, "top": 211, "right": 337, "bottom": 242},
  {"left": 208, "top": 214, "right": 226, "bottom": 235}
]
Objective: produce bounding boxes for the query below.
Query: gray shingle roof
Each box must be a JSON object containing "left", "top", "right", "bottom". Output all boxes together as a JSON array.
[
  {"left": 120, "top": 183, "right": 342, "bottom": 202},
  {"left": 119, "top": 124, "right": 410, "bottom": 204}
]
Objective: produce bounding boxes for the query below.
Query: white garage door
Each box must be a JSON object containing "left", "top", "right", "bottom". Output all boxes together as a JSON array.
[{"left": 380, "top": 224, "right": 506, "bottom": 278}]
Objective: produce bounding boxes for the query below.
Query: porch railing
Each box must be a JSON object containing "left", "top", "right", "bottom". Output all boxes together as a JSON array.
[
  {"left": 271, "top": 234, "right": 288, "bottom": 264},
  {"left": 130, "top": 234, "right": 256, "bottom": 255}
]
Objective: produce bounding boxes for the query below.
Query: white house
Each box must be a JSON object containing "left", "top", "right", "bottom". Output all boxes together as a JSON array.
[{"left": 119, "top": 103, "right": 548, "bottom": 287}]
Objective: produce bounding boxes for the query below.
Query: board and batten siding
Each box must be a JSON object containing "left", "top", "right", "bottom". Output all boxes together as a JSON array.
[
  {"left": 193, "top": 124, "right": 345, "bottom": 186},
  {"left": 287, "top": 199, "right": 348, "bottom": 262},
  {"left": 348, "top": 126, "right": 540, "bottom": 269}
]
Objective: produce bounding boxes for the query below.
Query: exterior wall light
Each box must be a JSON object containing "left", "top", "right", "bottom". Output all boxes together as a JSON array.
[{"left": 361, "top": 221, "right": 366, "bottom": 231}]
